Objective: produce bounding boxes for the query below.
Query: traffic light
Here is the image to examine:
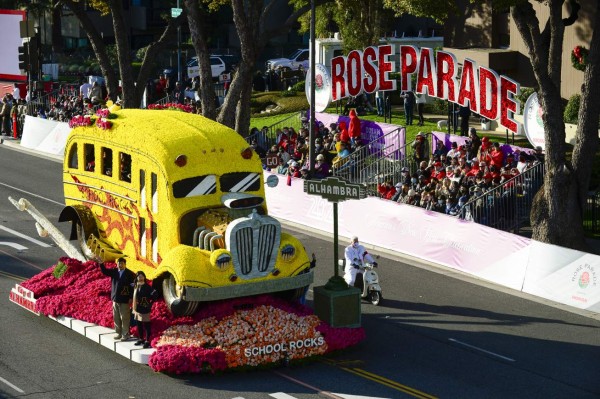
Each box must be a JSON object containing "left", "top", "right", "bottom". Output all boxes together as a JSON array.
[
  {"left": 18, "top": 45, "right": 28, "bottom": 71},
  {"left": 27, "top": 39, "right": 39, "bottom": 75}
]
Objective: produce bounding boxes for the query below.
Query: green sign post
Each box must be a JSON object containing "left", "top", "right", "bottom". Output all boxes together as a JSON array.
[{"left": 304, "top": 177, "right": 366, "bottom": 327}]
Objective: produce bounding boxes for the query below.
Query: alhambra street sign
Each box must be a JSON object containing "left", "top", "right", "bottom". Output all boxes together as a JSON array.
[
  {"left": 304, "top": 176, "right": 366, "bottom": 327},
  {"left": 304, "top": 177, "right": 366, "bottom": 202}
]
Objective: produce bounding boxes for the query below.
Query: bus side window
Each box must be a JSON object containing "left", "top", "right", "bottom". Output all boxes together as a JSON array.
[
  {"left": 101, "top": 147, "right": 113, "bottom": 177},
  {"left": 68, "top": 143, "right": 78, "bottom": 169},
  {"left": 119, "top": 152, "right": 132, "bottom": 183},
  {"left": 84, "top": 144, "right": 95, "bottom": 172}
]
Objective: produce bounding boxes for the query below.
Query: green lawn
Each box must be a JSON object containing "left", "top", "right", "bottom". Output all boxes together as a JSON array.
[{"left": 249, "top": 91, "right": 541, "bottom": 150}]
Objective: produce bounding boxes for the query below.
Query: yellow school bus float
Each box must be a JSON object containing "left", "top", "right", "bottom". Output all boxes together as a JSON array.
[{"left": 58, "top": 108, "right": 313, "bottom": 315}]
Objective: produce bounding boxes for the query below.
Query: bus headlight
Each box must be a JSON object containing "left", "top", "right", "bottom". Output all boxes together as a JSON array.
[{"left": 210, "top": 249, "right": 232, "bottom": 271}]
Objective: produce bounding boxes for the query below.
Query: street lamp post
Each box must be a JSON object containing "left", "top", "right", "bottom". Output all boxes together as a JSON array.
[
  {"left": 177, "top": 0, "right": 182, "bottom": 83},
  {"left": 309, "top": 0, "right": 315, "bottom": 176}
]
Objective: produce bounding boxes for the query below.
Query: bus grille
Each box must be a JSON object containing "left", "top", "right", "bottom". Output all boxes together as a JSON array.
[{"left": 226, "top": 212, "right": 281, "bottom": 279}]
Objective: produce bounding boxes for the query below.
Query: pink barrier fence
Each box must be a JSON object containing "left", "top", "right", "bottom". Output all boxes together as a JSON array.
[{"left": 265, "top": 171, "right": 600, "bottom": 313}]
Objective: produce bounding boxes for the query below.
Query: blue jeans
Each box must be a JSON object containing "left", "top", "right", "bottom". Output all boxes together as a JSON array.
[
  {"left": 376, "top": 97, "right": 384, "bottom": 116},
  {"left": 404, "top": 104, "right": 413, "bottom": 125}
]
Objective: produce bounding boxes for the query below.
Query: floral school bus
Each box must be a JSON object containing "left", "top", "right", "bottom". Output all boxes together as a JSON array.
[{"left": 59, "top": 109, "right": 313, "bottom": 315}]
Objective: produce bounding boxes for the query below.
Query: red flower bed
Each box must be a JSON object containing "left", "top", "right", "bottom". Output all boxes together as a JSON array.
[
  {"left": 20, "top": 258, "right": 366, "bottom": 374},
  {"left": 147, "top": 103, "right": 194, "bottom": 113}
]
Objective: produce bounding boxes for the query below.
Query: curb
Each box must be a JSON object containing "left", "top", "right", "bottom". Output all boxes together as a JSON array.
[
  {"left": 0, "top": 137, "right": 63, "bottom": 162},
  {"left": 10, "top": 282, "right": 155, "bottom": 365},
  {"left": 47, "top": 315, "right": 155, "bottom": 364}
]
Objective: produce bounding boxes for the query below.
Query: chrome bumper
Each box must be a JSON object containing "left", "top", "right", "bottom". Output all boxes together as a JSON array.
[{"left": 182, "top": 270, "right": 314, "bottom": 302}]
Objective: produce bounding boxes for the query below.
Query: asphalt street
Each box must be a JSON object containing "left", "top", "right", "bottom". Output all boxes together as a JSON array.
[{"left": 0, "top": 144, "right": 599, "bottom": 399}]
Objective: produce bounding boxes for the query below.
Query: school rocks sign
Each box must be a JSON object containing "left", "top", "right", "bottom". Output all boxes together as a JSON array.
[
  {"left": 307, "top": 45, "right": 521, "bottom": 133},
  {"left": 244, "top": 337, "right": 325, "bottom": 357}
]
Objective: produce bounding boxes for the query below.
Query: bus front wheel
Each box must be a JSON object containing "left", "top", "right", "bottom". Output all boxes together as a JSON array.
[{"left": 162, "top": 274, "right": 199, "bottom": 316}]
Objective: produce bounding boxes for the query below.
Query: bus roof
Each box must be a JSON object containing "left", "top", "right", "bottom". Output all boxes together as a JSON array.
[{"left": 67, "top": 108, "right": 260, "bottom": 179}]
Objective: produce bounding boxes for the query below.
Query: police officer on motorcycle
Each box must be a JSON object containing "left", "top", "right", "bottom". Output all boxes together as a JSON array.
[{"left": 344, "top": 236, "right": 377, "bottom": 287}]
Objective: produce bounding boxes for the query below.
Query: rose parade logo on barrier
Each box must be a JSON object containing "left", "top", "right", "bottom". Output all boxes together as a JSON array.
[{"left": 307, "top": 45, "right": 521, "bottom": 133}]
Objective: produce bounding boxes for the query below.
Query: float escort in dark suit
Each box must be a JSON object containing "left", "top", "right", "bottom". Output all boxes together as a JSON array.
[{"left": 100, "top": 257, "right": 135, "bottom": 340}]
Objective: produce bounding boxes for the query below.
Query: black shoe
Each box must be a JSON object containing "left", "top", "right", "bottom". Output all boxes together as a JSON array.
[{"left": 134, "top": 339, "right": 144, "bottom": 346}]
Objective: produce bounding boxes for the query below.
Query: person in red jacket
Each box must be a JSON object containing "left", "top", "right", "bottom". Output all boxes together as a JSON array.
[
  {"left": 467, "top": 158, "right": 480, "bottom": 176},
  {"left": 490, "top": 142, "right": 505, "bottom": 168},
  {"left": 338, "top": 121, "right": 350, "bottom": 144},
  {"left": 430, "top": 161, "right": 446, "bottom": 180},
  {"left": 348, "top": 109, "right": 361, "bottom": 145},
  {"left": 377, "top": 180, "right": 396, "bottom": 200}
]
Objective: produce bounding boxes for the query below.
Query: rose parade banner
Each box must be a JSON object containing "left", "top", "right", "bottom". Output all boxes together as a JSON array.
[
  {"left": 311, "top": 45, "right": 520, "bottom": 133},
  {"left": 265, "top": 172, "right": 600, "bottom": 312}
]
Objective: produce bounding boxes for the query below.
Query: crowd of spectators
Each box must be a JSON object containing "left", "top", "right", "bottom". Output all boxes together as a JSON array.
[
  {"left": 249, "top": 109, "right": 367, "bottom": 182},
  {"left": 250, "top": 116, "right": 544, "bottom": 221},
  {"left": 378, "top": 127, "right": 544, "bottom": 217},
  {"left": 1, "top": 84, "right": 28, "bottom": 138}
]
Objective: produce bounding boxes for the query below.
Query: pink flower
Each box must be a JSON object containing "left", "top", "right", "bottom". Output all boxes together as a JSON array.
[{"left": 18, "top": 257, "right": 366, "bottom": 374}]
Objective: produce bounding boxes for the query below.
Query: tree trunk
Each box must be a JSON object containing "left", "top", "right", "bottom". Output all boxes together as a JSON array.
[
  {"left": 108, "top": 0, "right": 135, "bottom": 108},
  {"left": 234, "top": 65, "right": 254, "bottom": 136},
  {"left": 217, "top": 0, "right": 262, "bottom": 130},
  {"left": 571, "top": 3, "right": 600, "bottom": 219},
  {"left": 134, "top": 17, "right": 183, "bottom": 106},
  {"left": 184, "top": 0, "right": 216, "bottom": 120},
  {"left": 180, "top": 0, "right": 315, "bottom": 133},
  {"left": 511, "top": 0, "right": 593, "bottom": 252},
  {"left": 64, "top": 0, "right": 118, "bottom": 99}
]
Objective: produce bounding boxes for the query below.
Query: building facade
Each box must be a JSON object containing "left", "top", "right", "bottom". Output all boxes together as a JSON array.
[{"left": 443, "top": 0, "right": 595, "bottom": 100}]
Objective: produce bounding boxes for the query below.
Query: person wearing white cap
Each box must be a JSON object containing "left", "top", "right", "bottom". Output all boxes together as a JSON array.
[
  {"left": 314, "top": 153, "right": 330, "bottom": 179},
  {"left": 344, "top": 237, "right": 376, "bottom": 287}
]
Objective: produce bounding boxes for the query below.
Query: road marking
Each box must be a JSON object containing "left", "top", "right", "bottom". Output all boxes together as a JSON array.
[
  {"left": 272, "top": 371, "right": 345, "bottom": 399},
  {"left": 0, "top": 270, "right": 26, "bottom": 282},
  {"left": 0, "top": 242, "right": 28, "bottom": 251},
  {"left": 0, "top": 249, "right": 46, "bottom": 271},
  {"left": 340, "top": 368, "right": 436, "bottom": 399},
  {"left": 268, "top": 392, "right": 392, "bottom": 399},
  {"left": 0, "top": 225, "right": 52, "bottom": 247},
  {"left": 333, "top": 395, "right": 392, "bottom": 399},
  {"left": 320, "top": 359, "right": 435, "bottom": 399},
  {"left": 0, "top": 376, "right": 24, "bottom": 393},
  {"left": 0, "top": 181, "right": 64, "bottom": 206},
  {"left": 448, "top": 338, "right": 515, "bottom": 362},
  {"left": 269, "top": 393, "right": 299, "bottom": 399}
]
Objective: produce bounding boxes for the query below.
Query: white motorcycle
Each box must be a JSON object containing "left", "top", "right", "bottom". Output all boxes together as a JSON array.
[{"left": 338, "top": 259, "right": 383, "bottom": 306}]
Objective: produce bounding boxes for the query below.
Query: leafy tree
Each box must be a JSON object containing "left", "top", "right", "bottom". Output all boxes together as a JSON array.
[
  {"left": 385, "top": 0, "right": 599, "bottom": 252},
  {"left": 13, "top": 0, "right": 185, "bottom": 108},
  {"left": 292, "top": 0, "right": 394, "bottom": 52},
  {"left": 185, "top": 0, "right": 319, "bottom": 135}
]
